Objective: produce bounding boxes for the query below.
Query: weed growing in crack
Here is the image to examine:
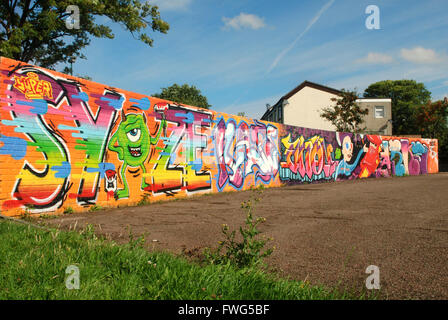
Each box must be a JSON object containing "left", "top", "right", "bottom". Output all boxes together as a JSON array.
[
  {"left": 88, "top": 204, "right": 102, "bottom": 212},
  {"left": 126, "top": 225, "right": 147, "bottom": 250},
  {"left": 203, "top": 185, "right": 274, "bottom": 268},
  {"left": 64, "top": 206, "right": 74, "bottom": 215},
  {"left": 137, "top": 193, "right": 151, "bottom": 206}
]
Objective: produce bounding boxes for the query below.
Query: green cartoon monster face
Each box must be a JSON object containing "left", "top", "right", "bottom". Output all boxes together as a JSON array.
[
  {"left": 108, "top": 108, "right": 167, "bottom": 200},
  {"left": 116, "top": 112, "right": 150, "bottom": 167}
]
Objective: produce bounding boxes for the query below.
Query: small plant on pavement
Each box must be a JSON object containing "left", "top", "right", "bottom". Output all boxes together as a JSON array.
[
  {"left": 204, "top": 185, "right": 274, "bottom": 268},
  {"left": 64, "top": 206, "right": 74, "bottom": 215},
  {"left": 88, "top": 204, "right": 102, "bottom": 212},
  {"left": 137, "top": 193, "right": 151, "bottom": 206}
]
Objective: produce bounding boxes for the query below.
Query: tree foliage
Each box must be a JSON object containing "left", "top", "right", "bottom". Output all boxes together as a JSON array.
[
  {"left": 320, "top": 89, "right": 368, "bottom": 133},
  {"left": 415, "top": 98, "right": 448, "bottom": 139},
  {"left": 415, "top": 98, "right": 448, "bottom": 162},
  {"left": 0, "top": 0, "right": 169, "bottom": 69},
  {"left": 363, "top": 80, "right": 431, "bottom": 135},
  {"left": 153, "top": 83, "right": 211, "bottom": 109}
]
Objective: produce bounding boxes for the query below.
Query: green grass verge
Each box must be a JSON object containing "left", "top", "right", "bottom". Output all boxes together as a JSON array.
[{"left": 0, "top": 219, "right": 369, "bottom": 300}]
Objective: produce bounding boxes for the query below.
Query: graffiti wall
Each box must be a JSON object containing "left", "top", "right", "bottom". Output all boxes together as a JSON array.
[
  {"left": 0, "top": 57, "right": 438, "bottom": 216},
  {"left": 278, "top": 126, "right": 438, "bottom": 183}
]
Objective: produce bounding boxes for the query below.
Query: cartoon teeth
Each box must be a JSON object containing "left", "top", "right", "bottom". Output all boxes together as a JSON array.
[
  {"left": 154, "top": 102, "right": 169, "bottom": 112},
  {"left": 128, "top": 146, "right": 142, "bottom": 157},
  {"left": 104, "top": 169, "right": 117, "bottom": 192}
]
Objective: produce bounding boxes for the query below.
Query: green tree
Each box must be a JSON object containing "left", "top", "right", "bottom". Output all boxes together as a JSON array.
[
  {"left": 0, "top": 0, "right": 169, "bottom": 69},
  {"left": 363, "top": 80, "right": 431, "bottom": 135},
  {"left": 415, "top": 99, "right": 448, "bottom": 139},
  {"left": 320, "top": 89, "right": 369, "bottom": 133},
  {"left": 153, "top": 83, "right": 211, "bottom": 109},
  {"left": 415, "top": 98, "right": 448, "bottom": 164}
]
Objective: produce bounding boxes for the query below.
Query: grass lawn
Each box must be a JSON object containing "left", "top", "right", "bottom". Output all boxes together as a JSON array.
[{"left": 0, "top": 218, "right": 371, "bottom": 300}]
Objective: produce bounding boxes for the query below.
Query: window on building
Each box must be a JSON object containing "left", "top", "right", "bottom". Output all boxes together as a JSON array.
[
  {"left": 272, "top": 107, "right": 276, "bottom": 122},
  {"left": 280, "top": 105, "right": 283, "bottom": 123},
  {"left": 374, "top": 106, "right": 385, "bottom": 118},
  {"left": 264, "top": 104, "right": 283, "bottom": 123}
]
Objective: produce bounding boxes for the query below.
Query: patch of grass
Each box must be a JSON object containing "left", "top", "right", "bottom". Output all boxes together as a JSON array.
[
  {"left": 19, "top": 207, "right": 35, "bottom": 221},
  {"left": 19, "top": 211, "right": 31, "bottom": 221},
  {"left": 88, "top": 204, "right": 102, "bottom": 212},
  {"left": 137, "top": 193, "right": 151, "bottom": 206},
  {"left": 0, "top": 219, "right": 370, "bottom": 300},
  {"left": 39, "top": 214, "right": 58, "bottom": 220},
  {"left": 63, "top": 207, "right": 74, "bottom": 215}
]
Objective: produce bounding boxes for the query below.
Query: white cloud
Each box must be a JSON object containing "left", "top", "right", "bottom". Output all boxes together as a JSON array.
[
  {"left": 267, "top": 0, "right": 335, "bottom": 74},
  {"left": 151, "top": 0, "right": 192, "bottom": 11},
  {"left": 400, "top": 47, "right": 445, "bottom": 64},
  {"left": 356, "top": 52, "right": 394, "bottom": 64},
  {"left": 327, "top": 61, "right": 448, "bottom": 97},
  {"left": 222, "top": 13, "right": 266, "bottom": 30}
]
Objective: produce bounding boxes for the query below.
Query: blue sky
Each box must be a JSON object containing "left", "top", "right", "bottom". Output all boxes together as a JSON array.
[{"left": 72, "top": 0, "right": 448, "bottom": 119}]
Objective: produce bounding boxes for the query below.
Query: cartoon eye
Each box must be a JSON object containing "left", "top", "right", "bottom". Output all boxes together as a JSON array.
[{"left": 126, "top": 128, "right": 141, "bottom": 142}]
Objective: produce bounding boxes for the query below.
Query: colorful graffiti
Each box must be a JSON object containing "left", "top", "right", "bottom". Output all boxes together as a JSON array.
[
  {"left": 213, "top": 117, "right": 279, "bottom": 191},
  {"left": 280, "top": 133, "right": 338, "bottom": 182},
  {"left": 278, "top": 127, "right": 438, "bottom": 183},
  {"left": 0, "top": 57, "right": 439, "bottom": 216}
]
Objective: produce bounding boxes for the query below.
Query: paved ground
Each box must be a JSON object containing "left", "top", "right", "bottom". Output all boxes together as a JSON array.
[{"left": 41, "top": 173, "right": 448, "bottom": 299}]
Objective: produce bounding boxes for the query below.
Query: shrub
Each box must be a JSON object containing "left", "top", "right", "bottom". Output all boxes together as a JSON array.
[{"left": 204, "top": 186, "right": 274, "bottom": 268}]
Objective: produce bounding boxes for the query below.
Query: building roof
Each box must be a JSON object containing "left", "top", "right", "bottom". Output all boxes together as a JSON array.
[
  {"left": 356, "top": 98, "right": 392, "bottom": 103},
  {"left": 261, "top": 80, "right": 342, "bottom": 120},
  {"left": 281, "top": 80, "right": 342, "bottom": 101}
]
